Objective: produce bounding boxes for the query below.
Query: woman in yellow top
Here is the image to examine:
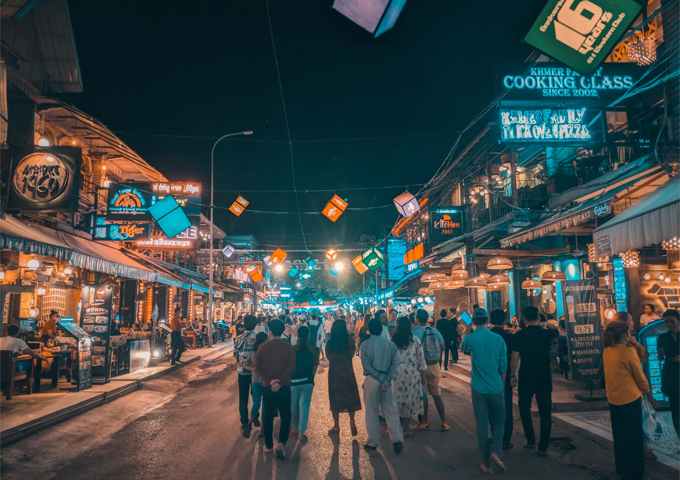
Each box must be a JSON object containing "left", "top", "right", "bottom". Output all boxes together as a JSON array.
[{"left": 602, "top": 320, "right": 657, "bottom": 480}]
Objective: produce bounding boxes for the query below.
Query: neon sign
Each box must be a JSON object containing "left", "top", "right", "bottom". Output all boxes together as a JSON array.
[
  {"left": 500, "top": 107, "right": 603, "bottom": 144},
  {"left": 107, "top": 184, "right": 153, "bottom": 221},
  {"left": 151, "top": 182, "right": 201, "bottom": 195}
]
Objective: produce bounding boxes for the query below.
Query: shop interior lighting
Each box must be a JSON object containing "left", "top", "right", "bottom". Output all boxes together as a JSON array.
[
  {"left": 445, "top": 280, "right": 465, "bottom": 289},
  {"left": 63, "top": 266, "right": 73, "bottom": 276},
  {"left": 420, "top": 272, "right": 447, "bottom": 283},
  {"left": 521, "top": 279, "right": 543, "bottom": 289},
  {"left": 659, "top": 273, "right": 665, "bottom": 280},
  {"left": 604, "top": 308, "right": 616, "bottom": 320},
  {"left": 103, "top": 179, "right": 111, "bottom": 188},
  {"left": 334, "top": 261, "right": 344, "bottom": 271},
  {"left": 479, "top": 272, "right": 491, "bottom": 280},
  {"left": 275, "top": 264, "right": 284, "bottom": 272},
  {"left": 450, "top": 270, "right": 468, "bottom": 281},
  {"left": 487, "top": 257, "right": 513, "bottom": 270},
  {"left": 417, "top": 287, "right": 434, "bottom": 295},
  {"left": 451, "top": 262, "right": 465, "bottom": 272},
  {"left": 37, "top": 138, "right": 49, "bottom": 147},
  {"left": 587, "top": 244, "right": 597, "bottom": 263},
  {"left": 643, "top": 273, "right": 651, "bottom": 280},
  {"left": 37, "top": 286, "right": 46, "bottom": 296},
  {"left": 411, "top": 299, "right": 417, "bottom": 305},
  {"left": 464, "top": 276, "right": 488, "bottom": 288},
  {"left": 0, "top": 270, "right": 4, "bottom": 280},
  {"left": 665, "top": 276, "right": 672, "bottom": 284},
  {"left": 620, "top": 250, "right": 640, "bottom": 268},
  {"left": 628, "top": 37, "right": 657, "bottom": 66},
  {"left": 485, "top": 283, "right": 506, "bottom": 292},
  {"left": 662, "top": 237, "right": 680, "bottom": 251},
  {"left": 29, "top": 306, "right": 40, "bottom": 318},
  {"left": 488, "top": 274, "right": 511, "bottom": 286},
  {"left": 541, "top": 270, "right": 566, "bottom": 282},
  {"left": 27, "top": 259, "right": 40, "bottom": 271},
  {"left": 417, "top": 298, "right": 424, "bottom": 303}
]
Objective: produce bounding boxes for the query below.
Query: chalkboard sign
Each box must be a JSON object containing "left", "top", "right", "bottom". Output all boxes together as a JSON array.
[
  {"left": 58, "top": 317, "right": 92, "bottom": 390},
  {"left": 81, "top": 284, "right": 114, "bottom": 383}
]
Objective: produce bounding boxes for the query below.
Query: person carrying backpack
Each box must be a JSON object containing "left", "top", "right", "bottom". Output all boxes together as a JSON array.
[{"left": 411, "top": 309, "right": 450, "bottom": 431}]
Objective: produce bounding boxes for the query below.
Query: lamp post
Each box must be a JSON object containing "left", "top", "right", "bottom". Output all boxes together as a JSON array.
[{"left": 208, "top": 130, "right": 253, "bottom": 347}]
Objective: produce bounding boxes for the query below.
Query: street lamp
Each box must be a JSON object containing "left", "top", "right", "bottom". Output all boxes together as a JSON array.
[{"left": 208, "top": 130, "right": 253, "bottom": 347}]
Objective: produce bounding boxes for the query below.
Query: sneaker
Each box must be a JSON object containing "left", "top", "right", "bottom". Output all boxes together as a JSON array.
[
  {"left": 393, "top": 441, "right": 403, "bottom": 454},
  {"left": 264, "top": 447, "right": 273, "bottom": 454},
  {"left": 242, "top": 423, "right": 252, "bottom": 439},
  {"left": 413, "top": 423, "right": 430, "bottom": 431},
  {"left": 524, "top": 442, "right": 536, "bottom": 449},
  {"left": 440, "top": 423, "right": 451, "bottom": 431},
  {"left": 252, "top": 417, "right": 261, "bottom": 428},
  {"left": 502, "top": 443, "right": 514, "bottom": 450},
  {"left": 537, "top": 449, "right": 547, "bottom": 457}
]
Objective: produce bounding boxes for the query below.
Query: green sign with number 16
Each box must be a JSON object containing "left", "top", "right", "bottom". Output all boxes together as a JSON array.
[{"left": 525, "top": 0, "right": 643, "bottom": 75}]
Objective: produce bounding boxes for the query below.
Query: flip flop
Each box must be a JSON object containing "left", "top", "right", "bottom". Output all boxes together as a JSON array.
[
  {"left": 480, "top": 464, "right": 493, "bottom": 474},
  {"left": 490, "top": 453, "right": 507, "bottom": 473}
]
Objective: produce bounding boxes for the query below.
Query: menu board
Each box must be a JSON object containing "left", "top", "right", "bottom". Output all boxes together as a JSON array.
[
  {"left": 81, "top": 284, "right": 114, "bottom": 383},
  {"left": 58, "top": 318, "right": 92, "bottom": 390},
  {"left": 563, "top": 279, "right": 604, "bottom": 380},
  {"left": 19, "top": 292, "right": 35, "bottom": 318}
]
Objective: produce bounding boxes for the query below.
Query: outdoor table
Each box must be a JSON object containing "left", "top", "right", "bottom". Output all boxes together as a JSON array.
[{"left": 33, "top": 349, "right": 74, "bottom": 392}]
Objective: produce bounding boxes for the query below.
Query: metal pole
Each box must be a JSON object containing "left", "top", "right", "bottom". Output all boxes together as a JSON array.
[{"left": 208, "top": 131, "right": 252, "bottom": 347}]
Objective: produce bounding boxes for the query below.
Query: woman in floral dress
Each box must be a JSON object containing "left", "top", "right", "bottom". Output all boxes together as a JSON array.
[{"left": 391, "top": 316, "right": 427, "bottom": 436}]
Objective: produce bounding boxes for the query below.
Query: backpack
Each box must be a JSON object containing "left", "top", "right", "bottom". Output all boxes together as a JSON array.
[
  {"left": 308, "top": 321, "right": 320, "bottom": 348},
  {"left": 422, "top": 327, "right": 441, "bottom": 365}
]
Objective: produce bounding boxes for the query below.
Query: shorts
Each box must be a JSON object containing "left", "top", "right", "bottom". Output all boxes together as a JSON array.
[{"left": 423, "top": 363, "right": 441, "bottom": 396}]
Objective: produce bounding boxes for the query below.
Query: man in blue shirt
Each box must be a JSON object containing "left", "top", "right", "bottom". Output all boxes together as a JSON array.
[
  {"left": 412, "top": 309, "right": 450, "bottom": 431},
  {"left": 461, "top": 308, "right": 508, "bottom": 474}
]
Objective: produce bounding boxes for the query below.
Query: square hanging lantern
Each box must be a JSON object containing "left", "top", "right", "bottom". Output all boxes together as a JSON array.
[
  {"left": 325, "top": 248, "right": 338, "bottom": 261},
  {"left": 288, "top": 267, "right": 298, "bottom": 278},
  {"left": 322, "top": 195, "right": 348, "bottom": 222},
  {"left": 222, "top": 244, "right": 235, "bottom": 258},
  {"left": 393, "top": 191, "right": 420, "bottom": 218},
  {"left": 352, "top": 255, "right": 368, "bottom": 274},
  {"left": 304, "top": 256, "right": 316, "bottom": 269},
  {"left": 270, "top": 248, "right": 287, "bottom": 264},
  {"left": 249, "top": 268, "right": 263, "bottom": 283},
  {"left": 361, "top": 246, "right": 384, "bottom": 272},
  {"left": 229, "top": 196, "right": 249, "bottom": 216},
  {"left": 263, "top": 255, "right": 274, "bottom": 267}
]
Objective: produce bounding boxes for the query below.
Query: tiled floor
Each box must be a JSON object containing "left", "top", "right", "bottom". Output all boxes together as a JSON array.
[{"left": 556, "top": 410, "right": 679, "bottom": 469}]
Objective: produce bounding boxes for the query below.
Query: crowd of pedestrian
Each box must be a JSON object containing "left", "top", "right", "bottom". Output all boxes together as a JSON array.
[{"left": 229, "top": 305, "right": 679, "bottom": 477}]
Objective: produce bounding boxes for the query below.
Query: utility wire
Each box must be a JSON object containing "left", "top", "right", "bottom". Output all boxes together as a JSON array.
[{"left": 265, "top": 0, "right": 309, "bottom": 253}]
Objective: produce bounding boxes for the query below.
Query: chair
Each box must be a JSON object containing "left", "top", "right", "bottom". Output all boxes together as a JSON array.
[
  {"left": 109, "top": 346, "right": 120, "bottom": 378},
  {"left": 1, "top": 351, "right": 34, "bottom": 400},
  {"left": 184, "top": 332, "right": 196, "bottom": 349}
]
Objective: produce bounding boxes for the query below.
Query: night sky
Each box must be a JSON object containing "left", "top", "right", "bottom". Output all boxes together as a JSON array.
[{"left": 66, "top": 0, "right": 540, "bottom": 250}]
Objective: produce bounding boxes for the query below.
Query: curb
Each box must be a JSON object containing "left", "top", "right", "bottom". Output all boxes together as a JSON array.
[{"left": 0, "top": 342, "right": 231, "bottom": 446}]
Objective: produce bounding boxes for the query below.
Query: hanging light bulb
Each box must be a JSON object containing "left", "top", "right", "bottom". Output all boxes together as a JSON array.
[
  {"left": 662, "top": 237, "right": 680, "bottom": 251},
  {"left": 0, "top": 270, "right": 4, "bottom": 280},
  {"left": 37, "top": 138, "right": 50, "bottom": 147},
  {"left": 37, "top": 286, "right": 47, "bottom": 296},
  {"left": 27, "top": 259, "right": 40, "bottom": 271},
  {"left": 620, "top": 250, "right": 639, "bottom": 268},
  {"left": 541, "top": 270, "right": 566, "bottom": 282},
  {"left": 64, "top": 266, "right": 73, "bottom": 276}
]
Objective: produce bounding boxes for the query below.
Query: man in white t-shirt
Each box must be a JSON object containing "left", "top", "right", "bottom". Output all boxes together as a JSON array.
[
  {"left": 640, "top": 304, "right": 661, "bottom": 328},
  {"left": 0, "top": 325, "right": 49, "bottom": 370}
]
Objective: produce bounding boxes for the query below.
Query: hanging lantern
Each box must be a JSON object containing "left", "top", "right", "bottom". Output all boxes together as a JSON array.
[
  {"left": 587, "top": 243, "right": 597, "bottom": 262},
  {"left": 420, "top": 272, "right": 448, "bottom": 283},
  {"left": 222, "top": 244, "right": 235, "bottom": 258},
  {"left": 417, "top": 287, "right": 434, "bottom": 295},
  {"left": 249, "top": 268, "right": 263, "bottom": 283},
  {"left": 488, "top": 273, "right": 511, "bottom": 286},
  {"left": 521, "top": 279, "right": 543, "bottom": 289},
  {"left": 628, "top": 37, "right": 657, "bottom": 66},
  {"left": 37, "top": 286, "right": 47, "bottom": 296},
  {"left": 450, "top": 270, "right": 468, "bottom": 281},
  {"left": 322, "top": 195, "right": 348, "bottom": 222},
  {"left": 361, "top": 246, "right": 384, "bottom": 271},
  {"left": 451, "top": 262, "right": 465, "bottom": 272},
  {"left": 446, "top": 280, "right": 466, "bottom": 289},
  {"left": 229, "top": 196, "right": 249, "bottom": 216},
  {"left": 270, "top": 248, "right": 287, "bottom": 264},
  {"left": 604, "top": 308, "right": 616, "bottom": 321},
  {"left": 487, "top": 257, "right": 513, "bottom": 271},
  {"left": 431, "top": 280, "right": 449, "bottom": 290},
  {"left": 662, "top": 237, "right": 680, "bottom": 251},
  {"left": 352, "top": 255, "right": 368, "bottom": 274},
  {"left": 485, "top": 283, "right": 505, "bottom": 292},
  {"left": 263, "top": 255, "right": 274, "bottom": 267},
  {"left": 541, "top": 270, "right": 566, "bottom": 282},
  {"left": 325, "top": 248, "right": 338, "bottom": 261},
  {"left": 304, "top": 256, "right": 316, "bottom": 269},
  {"left": 620, "top": 250, "right": 640, "bottom": 268},
  {"left": 464, "top": 276, "right": 488, "bottom": 288},
  {"left": 393, "top": 191, "right": 420, "bottom": 218},
  {"left": 479, "top": 272, "right": 491, "bottom": 280}
]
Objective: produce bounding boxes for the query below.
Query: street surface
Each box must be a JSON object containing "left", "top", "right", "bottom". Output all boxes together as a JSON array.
[{"left": 1, "top": 356, "right": 676, "bottom": 480}]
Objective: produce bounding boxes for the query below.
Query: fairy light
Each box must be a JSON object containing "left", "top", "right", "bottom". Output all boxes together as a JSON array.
[
  {"left": 146, "top": 288, "right": 153, "bottom": 323},
  {"left": 662, "top": 237, "right": 679, "bottom": 251},
  {"left": 620, "top": 250, "right": 639, "bottom": 268},
  {"left": 587, "top": 244, "right": 597, "bottom": 262},
  {"left": 628, "top": 37, "right": 656, "bottom": 66}
]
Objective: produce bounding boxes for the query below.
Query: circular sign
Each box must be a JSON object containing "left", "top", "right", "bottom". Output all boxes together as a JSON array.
[{"left": 13, "top": 153, "right": 70, "bottom": 204}]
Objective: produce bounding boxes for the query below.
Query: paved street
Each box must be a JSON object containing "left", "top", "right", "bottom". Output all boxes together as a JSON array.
[{"left": 2, "top": 356, "right": 676, "bottom": 480}]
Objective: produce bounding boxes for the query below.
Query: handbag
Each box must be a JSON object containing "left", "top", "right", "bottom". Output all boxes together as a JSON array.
[{"left": 641, "top": 397, "right": 663, "bottom": 442}]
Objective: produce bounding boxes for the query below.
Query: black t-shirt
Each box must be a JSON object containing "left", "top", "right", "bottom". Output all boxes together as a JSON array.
[
  {"left": 235, "top": 324, "right": 247, "bottom": 336},
  {"left": 514, "top": 325, "right": 558, "bottom": 384},
  {"left": 490, "top": 326, "right": 514, "bottom": 367},
  {"left": 658, "top": 331, "right": 679, "bottom": 394},
  {"left": 436, "top": 318, "right": 455, "bottom": 342},
  {"left": 291, "top": 344, "right": 318, "bottom": 386}
]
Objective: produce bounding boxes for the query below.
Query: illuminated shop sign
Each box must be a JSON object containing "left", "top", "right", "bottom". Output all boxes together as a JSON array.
[
  {"left": 405, "top": 261, "right": 420, "bottom": 273},
  {"left": 152, "top": 195, "right": 201, "bottom": 216},
  {"left": 524, "top": 0, "right": 643, "bottom": 74},
  {"left": 499, "top": 107, "right": 604, "bottom": 144},
  {"left": 107, "top": 184, "right": 153, "bottom": 221},
  {"left": 430, "top": 209, "right": 464, "bottom": 242},
  {"left": 94, "top": 218, "right": 151, "bottom": 241},
  {"left": 498, "top": 63, "right": 640, "bottom": 102},
  {"left": 151, "top": 182, "right": 201, "bottom": 196},
  {"left": 8, "top": 148, "right": 81, "bottom": 212},
  {"left": 135, "top": 217, "right": 199, "bottom": 249}
]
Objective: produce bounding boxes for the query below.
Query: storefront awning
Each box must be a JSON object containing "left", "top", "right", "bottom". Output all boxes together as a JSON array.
[
  {"left": 0, "top": 216, "right": 73, "bottom": 260},
  {"left": 593, "top": 175, "right": 680, "bottom": 258}
]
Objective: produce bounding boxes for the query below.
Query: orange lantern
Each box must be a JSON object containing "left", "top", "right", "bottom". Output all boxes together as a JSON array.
[
  {"left": 322, "top": 195, "right": 348, "bottom": 222},
  {"left": 249, "top": 268, "right": 263, "bottom": 283},
  {"left": 229, "top": 196, "right": 249, "bottom": 216},
  {"left": 270, "top": 248, "right": 287, "bottom": 264},
  {"left": 325, "top": 248, "right": 338, "bottom": 261},
  {"left": 352, "top": 255, "right": 368, "bottom": 274}
]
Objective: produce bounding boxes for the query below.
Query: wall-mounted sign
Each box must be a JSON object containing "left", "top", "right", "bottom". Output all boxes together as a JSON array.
[
  {"left": 430, "top": 208, "right": 464, "bottom": 242},
  {"left": 498, "top": 63, "right": 641, "bottom": 102},
  {"left": 387, "top": 239, "right": 407, "bottom": 281},
  {"left": 136, "top": 217, "right": 199, "bottom": 249},
  {"left": 404, "top": 243, "right": 424, "bottom": 264},
  {"left": 106, "top": 184, "right": 153, "bottom": 221},
  {"left": 8, "top": 148, "right": 81, "bottom": 212},
  {"left": 94, "top": 218, "right": 152, "bottom": 241},
  {"left": 500, "top": 107, "right": 604, "bottom": 144},
  {"left": 405, "top": 261, "right": 420, "bottom": 273},
  {"left": 151, "top": 182, "right": 201, "bottom": 196},
  {"left": 524, "top": 0, "right": 643, "bottom": 75}
]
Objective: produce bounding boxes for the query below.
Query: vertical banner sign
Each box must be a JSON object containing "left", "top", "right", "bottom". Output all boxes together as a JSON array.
[
  {"left": 524, "top": 0, "right": 643, "bottom": 74},
  {"left": 563, "top": 279, "right": 604, "bottom": 380},
  {"left": 57, "top": 318, "right": 92, "bottom": 391},
  {"left": 612, "top": 257, "right": 627, "bottom": 312},
  {"left": 81, "top": 284, "right": 114, "bottom": 383}
]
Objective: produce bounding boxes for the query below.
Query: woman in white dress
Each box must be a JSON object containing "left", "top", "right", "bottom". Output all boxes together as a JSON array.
[{"left": 391, "top": 316, "right": 427, "bottom": 436}]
